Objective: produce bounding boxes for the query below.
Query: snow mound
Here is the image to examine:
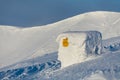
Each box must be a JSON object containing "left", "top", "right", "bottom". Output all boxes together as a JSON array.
[
  {"left": 1, "top": 11, "right": 120, "bottom": 68},
  {"left": 57, "top": 31, "right": 102, "bottom": 68},
  {"left": 0, "top": 60, "right": 60, "bottom": 80},
  {"left": 1, "top": 38, "right": 120, "bottom": 80},
  {"left": 84, "top": 71, "right": 107, "bottom": 80},
  {"left": 42, "top": 51, "right": 120, "bottom": 80}
]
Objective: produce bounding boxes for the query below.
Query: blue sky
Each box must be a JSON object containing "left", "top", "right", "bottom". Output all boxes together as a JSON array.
[{"left": 0, "top": 0, "right": 120, "bottom": 27}]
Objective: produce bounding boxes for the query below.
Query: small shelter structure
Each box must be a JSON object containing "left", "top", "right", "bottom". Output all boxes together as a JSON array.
[{"left": 56, "top": 31, "right": 102, "bottom": 68}]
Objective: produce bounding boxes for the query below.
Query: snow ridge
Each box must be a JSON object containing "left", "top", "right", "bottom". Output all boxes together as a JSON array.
[{"left": 0, "top": 11, "right": 120, "bottom": 70}]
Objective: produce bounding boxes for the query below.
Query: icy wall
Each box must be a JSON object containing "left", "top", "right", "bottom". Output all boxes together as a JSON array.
[{"left": 56, "top": 31, "right": 102, "bottom": 68}]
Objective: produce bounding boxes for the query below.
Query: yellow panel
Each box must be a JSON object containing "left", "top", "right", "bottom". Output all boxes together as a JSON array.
[{"left": 62, "top": 38, "right": 69, "bottom": 47}]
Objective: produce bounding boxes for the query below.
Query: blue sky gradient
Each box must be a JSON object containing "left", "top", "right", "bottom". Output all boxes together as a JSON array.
[{"left": 0, "top": 0, "right": 120, "bottom": 27}]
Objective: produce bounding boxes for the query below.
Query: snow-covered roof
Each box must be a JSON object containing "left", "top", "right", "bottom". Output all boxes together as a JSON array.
[{"left": 56, "top": 31, "right": 102, "bottom": 42}]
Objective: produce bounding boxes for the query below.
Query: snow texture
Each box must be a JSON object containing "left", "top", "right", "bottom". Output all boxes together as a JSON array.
[
  {"left": 0, "top": 11, "right": 120, "bottom": 80},
  {"left": 57, "top": 31, "right": 102, "bottom": 68},
  {"left": 1, "top": 11, "right": 120, "bottom": 68},
  {"left": 84, "top": 71, "right": 107, "bottom": 80}
]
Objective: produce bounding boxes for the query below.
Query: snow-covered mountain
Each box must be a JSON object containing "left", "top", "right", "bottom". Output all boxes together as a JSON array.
[
  {"left": 1, "top": 11, "right": 120, "bottom": 68},
  {"left": 0, "top": 11, "right": 120, "bottom": 80},
  {"left": 0, "top": 39, "right": 120, "bottom": 80}
]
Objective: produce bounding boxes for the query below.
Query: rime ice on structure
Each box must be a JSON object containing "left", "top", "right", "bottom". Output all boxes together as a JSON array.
[{"left": 56, "top": 31, "right": 102, "bottom": 68}]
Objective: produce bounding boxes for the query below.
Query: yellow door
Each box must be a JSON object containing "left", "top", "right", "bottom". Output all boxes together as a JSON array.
[{"left": 62, "top": 37, "right": 69, "bottom": 47}]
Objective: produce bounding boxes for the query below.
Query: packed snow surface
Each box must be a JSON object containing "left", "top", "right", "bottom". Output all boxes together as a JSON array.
[
  {"left": 0, "top": 11, "right": 120, "bottom": 68},
  {"left": 0, "top": 11, "right": 120, "bottom": 80},
  {"left": 0, "top": 47, "right": 119, "bottom": 80},
  {"left": 84, "top": 71, "right": 107, "bottom": 80},
  {"left": 57, "top": 31, "right": 102, "bottom": 68}
]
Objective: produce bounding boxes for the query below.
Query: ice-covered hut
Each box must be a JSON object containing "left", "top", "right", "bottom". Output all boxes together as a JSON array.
[{"left": 56, "top": 31, "right": 102, "bottom": 68}]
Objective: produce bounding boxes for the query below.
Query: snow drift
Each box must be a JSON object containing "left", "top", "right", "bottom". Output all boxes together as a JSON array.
[
  {"left": 56, "top": 31, "right": 102, "bottom": 68},
  {"left": 0, "top": 11, "right": 120, "bottom": 80},
  {"left": 0, "top": 11, "right": 120, "bottom": 68}
]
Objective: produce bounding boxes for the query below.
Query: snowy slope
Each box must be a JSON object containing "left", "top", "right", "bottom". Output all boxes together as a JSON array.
[
  {"left": 0, "top": 11, "right": 120, "bottom": 68},
  {"left": 34, "top": 51, "right": 120, "bottom": 80},
  {"left": 0, "top": 42, "right": 120, "bottom": 80}
]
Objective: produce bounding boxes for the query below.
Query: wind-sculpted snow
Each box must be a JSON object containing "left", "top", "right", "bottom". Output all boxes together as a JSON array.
[
  {"left": 0, "top": 60, "right": 60, "bottom": 80},
  {"left": 0, "top": 11, "right": 120, "bottom": 79},
  {"left": 1, "top": 52, "right": 120, "bottom": 80},
  {"left": 103, "top": 36, "right": 120, "bottom": 53},
  {"left": 37, "top": 52, "right": 120, "bottom": 80},
  {"left": 1, "top": 11, "right": 120, "bottom": 68},
  {"left": 57, "top": 31, "right": 102, "bottom": 68},
  {"left": 0, "top": 37, "right": 120, "bottom": 80}
]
